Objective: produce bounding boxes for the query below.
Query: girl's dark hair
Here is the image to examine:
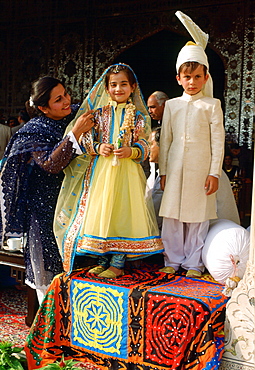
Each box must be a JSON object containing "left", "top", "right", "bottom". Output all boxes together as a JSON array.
[
  {"left": 178, "top": 61, "right": 207, "bottom": 76},
  {"left": 27, "top": 76, "right": 64, "bottom": 116},
  {"left": 105, "top": 64, "right": 136, "bottom": 87}
]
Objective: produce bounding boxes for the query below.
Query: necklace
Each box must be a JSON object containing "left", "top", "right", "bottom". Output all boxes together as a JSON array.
[{"left": 112, "top": 98, "right": 136, "bottom": 166}]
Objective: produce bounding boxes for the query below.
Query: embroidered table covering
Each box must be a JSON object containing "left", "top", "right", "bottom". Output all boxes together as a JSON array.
[{"left": 25, "top": 266, "right": 228, "bottom": 370}]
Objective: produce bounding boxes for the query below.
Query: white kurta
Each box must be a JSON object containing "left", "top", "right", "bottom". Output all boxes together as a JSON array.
[{"left": 159, "top": 91, "right": 225, "bottom": 223}]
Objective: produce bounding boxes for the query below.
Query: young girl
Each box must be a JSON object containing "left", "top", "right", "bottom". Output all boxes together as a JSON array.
[{"left": 55, "top": 63, "right": 163, "bottom": 278}]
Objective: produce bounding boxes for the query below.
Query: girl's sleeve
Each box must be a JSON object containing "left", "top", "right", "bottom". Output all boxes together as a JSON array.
[
  {"left": 79, "top": 110, "right": 100, "bottom": 155},
  {"left": 131, "top": 112, "right": 150, "bottom": 164}
]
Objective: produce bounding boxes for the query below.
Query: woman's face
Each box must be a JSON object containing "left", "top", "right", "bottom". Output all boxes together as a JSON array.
[{"left": 39, "top": 84, "right": 71, "bottom": 120}]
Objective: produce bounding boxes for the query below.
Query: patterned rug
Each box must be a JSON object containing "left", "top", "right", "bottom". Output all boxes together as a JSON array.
[
  {"left": 25, "top": 264, "right": 228, "bottom": 370},
  {"left": 0, "top": 287, "right": 30, "bottom": 346}
]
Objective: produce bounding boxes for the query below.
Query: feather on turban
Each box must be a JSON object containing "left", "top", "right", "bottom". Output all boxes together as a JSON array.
[{"left": 175, "top": 11, "right": 213, "bottom": 97}]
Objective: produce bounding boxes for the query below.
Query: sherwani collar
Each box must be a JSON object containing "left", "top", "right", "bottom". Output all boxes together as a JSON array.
[{"left": 181, "top": 91, "right": 204, "bottom": 102}]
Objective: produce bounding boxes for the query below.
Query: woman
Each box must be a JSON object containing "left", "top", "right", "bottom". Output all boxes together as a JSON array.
[{"left": 0, "top": 76, "right": 94, "bottom": 302}]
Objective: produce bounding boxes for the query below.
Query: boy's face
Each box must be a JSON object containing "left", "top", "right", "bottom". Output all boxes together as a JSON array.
[
  {"left": 224, "top": 156, "right": 233, "bottom": 166},
  {"left": 176, "top": 64, "right": 209, "bottom": 95},
  {"left": 149, "top": 131, "right": 159, "bottom": 163}
]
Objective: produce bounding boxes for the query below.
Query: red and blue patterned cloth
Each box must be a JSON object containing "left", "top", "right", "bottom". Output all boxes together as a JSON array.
[{"left": 25, "top": 264, "right": 228, "bottom": 370}]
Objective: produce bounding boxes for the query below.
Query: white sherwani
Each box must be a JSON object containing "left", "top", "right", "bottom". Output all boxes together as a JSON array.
[{"left": 159, "top": 91, "right": 225, "bottom": 223}]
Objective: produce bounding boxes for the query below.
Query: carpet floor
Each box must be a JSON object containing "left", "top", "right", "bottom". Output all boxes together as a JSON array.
[{"left": 0, "top": 287, "right": 30, "bottom": 346}]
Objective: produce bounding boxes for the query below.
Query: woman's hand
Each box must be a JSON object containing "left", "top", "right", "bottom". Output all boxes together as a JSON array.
[
  {"left": 72, "top": 110, "right": 95, "bottom": 140},
  {"left": 113, "top": 147, "right": 132, "bottom": 159},
  {"left": 99, "top": 143, "right": 114, "bottom": 157}
]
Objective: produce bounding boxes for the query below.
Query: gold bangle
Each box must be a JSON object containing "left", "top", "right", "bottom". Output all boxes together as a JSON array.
[{"left": 129, "top": 147, "right": 141, "bottom": 159}]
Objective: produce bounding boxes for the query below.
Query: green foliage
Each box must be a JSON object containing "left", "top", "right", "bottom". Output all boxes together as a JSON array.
[
  {"left": 0, "top": 342, "right": 87, "bottom": 370},
  {"left": 0, "top": 341, "right": 27, "bottom": 370}
]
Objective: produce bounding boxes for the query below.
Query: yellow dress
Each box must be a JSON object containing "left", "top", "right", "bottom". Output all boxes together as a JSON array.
[{"left": 57, "top": 101, "right": 163, "bottom": 272}]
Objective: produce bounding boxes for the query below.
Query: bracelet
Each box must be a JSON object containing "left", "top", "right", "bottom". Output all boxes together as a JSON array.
[
  {"left": 94, "top": 142, "right": 102, "bottom": 155},
  {"left": 129, "top": 147, "right": 142, "bottom": 159}
]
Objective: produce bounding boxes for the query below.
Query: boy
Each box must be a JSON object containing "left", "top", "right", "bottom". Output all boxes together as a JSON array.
[{"left": 158, "top": 11, "right": 225, "bottom": 277}]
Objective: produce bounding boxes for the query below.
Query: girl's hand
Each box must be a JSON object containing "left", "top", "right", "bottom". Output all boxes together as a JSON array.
[
  {"left": 99, "top": 143, "right": 114, "bottom": 157},
  {"left": 160, "top": 175, "right": 166, "bottom": 191},
  {"left": 113, "top": 147, "right": 132, "bottom": 158},
  {"left": 72, "top": 110, "right": 94, "bottom": 139},
  {"left": 205, "top": 175, "right": 218, "bottom": 195}
]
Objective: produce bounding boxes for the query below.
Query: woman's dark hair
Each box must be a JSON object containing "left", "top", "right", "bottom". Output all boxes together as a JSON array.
[
  {"left": 27, "top": 76, "right": 64, "bottom": 116},
  {"left": 105, "top": 64, "right": 136, "bottom": 88}
]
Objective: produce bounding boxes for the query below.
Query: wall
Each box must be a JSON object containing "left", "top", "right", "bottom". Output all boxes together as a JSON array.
[{"left": 0, "top": 0, "right": 254, "bottom": 147}]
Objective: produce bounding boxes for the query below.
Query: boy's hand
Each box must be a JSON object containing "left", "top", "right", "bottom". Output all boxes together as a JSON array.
[
  {"left": 113, "top": 147, "right": 132, "bottom": 158},
  {"left": 205, "top": 175, "right": 218, "bottom": 195},
  {"left": 99, "top": 143, "right": 114, "bottom": 157},
  {"left": 160, "top": 175, "right": 166, "bottom": 191}
]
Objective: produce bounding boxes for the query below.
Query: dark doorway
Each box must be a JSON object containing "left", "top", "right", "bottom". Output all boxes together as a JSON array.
[{"left": 114, "top": 30, "right": 225, "bottom": 110}]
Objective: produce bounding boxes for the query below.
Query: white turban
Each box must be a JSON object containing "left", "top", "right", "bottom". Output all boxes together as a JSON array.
[
  {"left": 175, "top": 11, "right": 213, "bottom": 97},
  {"left": 176, "top": 44, "right": 209, "bottom": 71}
]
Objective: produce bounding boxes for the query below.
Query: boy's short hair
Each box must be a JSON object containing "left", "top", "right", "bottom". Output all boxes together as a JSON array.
[
  {"left": 224, "top": 152, "right": 233, "bottom": 159},
  {"left": 230, "top": 143, "right": 240, "bottom": 150},
  {"left": 178, "top": 61, "right": 207, "bottom": 77},
  {"left": 152, "top": 126, "right": 161, "bottom": 145}
]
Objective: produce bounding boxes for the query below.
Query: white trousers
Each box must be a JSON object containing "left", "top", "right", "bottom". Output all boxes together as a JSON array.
[{"left": 161, "top": 218, "right": 209, "bottom": 272}]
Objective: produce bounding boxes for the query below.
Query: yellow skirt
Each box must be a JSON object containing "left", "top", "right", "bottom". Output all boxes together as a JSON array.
[
  {"left": 56, "top": 155, "right": 163, "bottom": 271},
  {"left": 75, "top": 154, "right": 162, "bottom": 256}
]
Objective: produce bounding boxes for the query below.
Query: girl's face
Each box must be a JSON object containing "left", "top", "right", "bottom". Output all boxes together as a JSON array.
[
  {"left": 38, "top": 83, "right": 71, "bottom": 120},
  {"left": 106, "top": 71, "right": 136, "bottom": 104}
]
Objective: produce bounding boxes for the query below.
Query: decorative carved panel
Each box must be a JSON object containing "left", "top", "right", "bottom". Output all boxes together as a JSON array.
[
  {"left": 57, "top": 31, "right": 84, "bottom": 103},
  {"left": 220, "top": 261, "right": 255, "bottom": 370},
  {"left": 0, "top": 41, "right": 7, "bottom": 109},
  {"left": 16, "top": 37, "right": 47, "bottom": 108},
  {"left": 0, "top": 0, "right": 254, "bottom": 147}
]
